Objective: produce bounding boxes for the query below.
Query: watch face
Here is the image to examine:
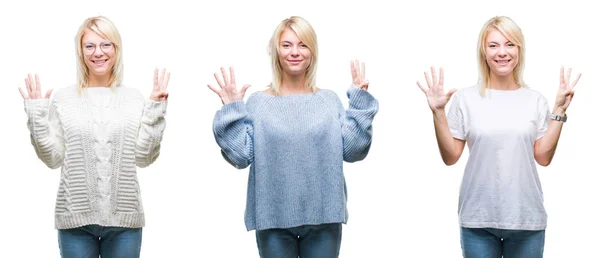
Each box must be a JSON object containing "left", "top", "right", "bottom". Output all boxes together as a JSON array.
[{"left": 551, "top": 113, "right": 566, "bottom": 122}]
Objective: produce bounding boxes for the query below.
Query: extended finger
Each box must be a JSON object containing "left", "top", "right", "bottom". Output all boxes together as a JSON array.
[
  {"left": 25, "top": 77, "right": 32, "bottom": 94},
  {"left": 416, "top": 81, "right": 428, "bottom": 93},
  {"left": 19, "top": 87, "right": 27, "bottom": 99},
  {"left": 220, "top": 67, "right": 230, "bottom": 86},
  {"left": 430, "top": 67, "right": 438, "bottom": 86},
  {"left": 360, "top": 62, "right": 365, "bottom": 80},
  {"left": 230, "top": 67, "right": 236, "bottom": 86},
  {"left": 159, "top": 68, "right": 166, "bottom": 87},
  {"left": 559, "top": 66, "right": 565, "bottom": 87},
  {"left": 35, "top": 74, "right": 41, "bottom": 94},
  {"left": 163, "top": 71, "right": 171, "bottom": 90},
  {"left": 350, "top": 60, "right": 357, "bottom": 81},
  {"left": 240, "top": 84, "right": 251, "bottom": 96},
  {"left": 565, "top": 67, "right": 572, "bottom": 86},
  {"left": 45, "top": 88, "right": 54, "bottom": 99},
  {"left": 213, "top": 72, "right": 225, "bottom": 88},
  {"left": 570, "top": 73, "right": 581, "bottom": 89},
  {"left": 424, "top": 71, "right": 432, "bottom": 87},
  {"left": 154, "top": 68, "right": 159, "bottom": 90},
  {"left": 207, "top": 84, "right": 221, "bottom": 94},
  {"left": 28, "top": 74, "right": 35, "bottom": 93},
  {"left": 439, "top": 67, "right": 445, "bottom": 87}
]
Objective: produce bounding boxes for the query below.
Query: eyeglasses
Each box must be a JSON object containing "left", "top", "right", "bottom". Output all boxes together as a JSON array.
[{"left": 82, "top": 40, "right": 115, "bottom": 55}]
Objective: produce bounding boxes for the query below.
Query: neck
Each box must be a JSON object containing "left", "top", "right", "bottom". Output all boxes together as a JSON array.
[
  {"left": 279, "top": 73, "right": 310, "bottom": 95},
  {"left": 488, "top": 73, "right": 518, "bottom": 90},
  {"left": 88, "top": 74, "right": 111, "bottom": 88}
]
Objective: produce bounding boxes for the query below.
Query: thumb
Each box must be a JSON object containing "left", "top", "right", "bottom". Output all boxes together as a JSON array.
[
  {"left": 45, "top": 89, "right": 54, "bottom": 99},
  {"left": 447, "top": 88, "right": 458, "bottom": 97},
  {"left": 240, "top": 84, "right": 251, "bottom": 96}
]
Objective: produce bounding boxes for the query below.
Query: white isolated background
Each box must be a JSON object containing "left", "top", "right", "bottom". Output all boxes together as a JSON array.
[{"left": 0, "top": 0, "right": 598, "bottom": 257}]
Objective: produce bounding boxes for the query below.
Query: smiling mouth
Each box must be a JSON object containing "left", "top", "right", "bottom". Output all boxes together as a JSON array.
[
  {"left": 92, "top": 59, "right": 108, "bottom": 65},
  {"left": 494, "top": 59, "right": 511, "bottom": 65}
]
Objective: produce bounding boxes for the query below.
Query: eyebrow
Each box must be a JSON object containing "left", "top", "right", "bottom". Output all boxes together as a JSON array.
[
  {"left": 487, "top": 41, "right": 513, "bottom": 45},
  {"left": 280, "top": 40, "right": 303, "bottom": 44}
]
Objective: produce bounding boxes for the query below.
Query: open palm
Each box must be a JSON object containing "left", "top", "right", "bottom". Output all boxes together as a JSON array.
[
  {"left": 417, "top": 67, "right": 457, "bottom": 111},
  {"left": 207, "top": 67, "right": 251, "bottom": 105},
  {"left": 18, "top": 74, "right": 53, "bottom": 100}
]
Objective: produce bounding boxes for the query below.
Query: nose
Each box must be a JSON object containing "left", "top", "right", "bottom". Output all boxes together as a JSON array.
[
  {"left": 497, "top": 45, "right": 507, "bottom": 57},
  {"left": 93, "top": 45, "right": 104, "bottom": 56},
  {"left": 290, "top": 45, "right": 300, "bottom": 56}
]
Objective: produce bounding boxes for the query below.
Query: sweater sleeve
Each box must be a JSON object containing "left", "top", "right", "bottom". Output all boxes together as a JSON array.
[
  {"left": 24, "top": 98, "right": 65, "bottom": 169},
  {"left": 212, "top": 100, "right": 254, "bottom": 169},
  {"left": 135, "top": 100, "right": 168, "bottom": 168},
  {"left": 339, "top": 85, "right": 379, "bottom": 162}
]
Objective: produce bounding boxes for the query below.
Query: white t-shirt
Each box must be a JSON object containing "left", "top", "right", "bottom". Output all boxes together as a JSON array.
[{"left": 447, "top": 85, "right": 550, "bottom": 230}]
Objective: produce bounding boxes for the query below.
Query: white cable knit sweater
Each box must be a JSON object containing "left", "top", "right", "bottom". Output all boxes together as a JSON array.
[{"left": 24, "top": 85, "right": 167, "bottom": 229}]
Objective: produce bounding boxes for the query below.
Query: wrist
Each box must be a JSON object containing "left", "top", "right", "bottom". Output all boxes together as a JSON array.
[
  {"left": 432, "top": 108, "right": 446, "bottom": 116},
  {"left": 552, "top": 106, "right": 566, "bottom": 116}
]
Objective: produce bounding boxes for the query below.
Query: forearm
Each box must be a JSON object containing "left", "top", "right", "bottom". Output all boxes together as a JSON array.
[
  {"left": 433, "top": 109, "right": 460, "bottom": 165},
  {"left": 25, "top": 99, "right": 65, "bottom": 169},
  {"left": 135, "top": 100, "right": 167, "bottom": 167},
  {"left": 213, "top": 101, "right": 254, "bottom": 169},
  {"left": 535, "top": 107, "right": 565, "bottom": 166}
]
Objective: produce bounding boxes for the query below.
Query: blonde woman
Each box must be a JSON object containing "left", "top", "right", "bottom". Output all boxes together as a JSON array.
[
  {"left": 417, "top": 16, "right": 581, "bottom": 257},
  {"left": 208, "top": 16, "right": 378, "bottom": 258},
  {"left": 19, "top": 16, "right": 170, "bottom": 258}
]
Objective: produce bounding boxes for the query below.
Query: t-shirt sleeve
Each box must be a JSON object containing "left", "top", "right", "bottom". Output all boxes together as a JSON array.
[
  {"left": 447, "top": 90, "right": 466, "bottom": 140},
  {"left": 536, "top": 95, "right": 550, "bottom": 140}
]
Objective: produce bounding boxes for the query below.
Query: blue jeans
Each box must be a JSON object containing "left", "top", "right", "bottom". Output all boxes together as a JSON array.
[
  {"left": 58, "top": 224, "right": 142, "bottom": 258},
  {"left": 256, "top": 223, "right": 342, "bottom": 258},
  {"left": 460, "top": 227, "right": 545, "bottom": 258}
]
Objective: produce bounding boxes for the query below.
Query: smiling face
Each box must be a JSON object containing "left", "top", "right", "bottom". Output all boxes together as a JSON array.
[
  {"left": 484, "top": 29, "right": 519, "bottom": 78},
  {"left": 82, "top": 29, "right": 115, "bottom": 82},
  {"left": 278, "top": 28, "right": 311, "bottom": 77}
]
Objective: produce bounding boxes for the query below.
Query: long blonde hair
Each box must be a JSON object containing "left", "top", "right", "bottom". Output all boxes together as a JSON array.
[
  {"left": 477, "top": 16, "right": 526, "bottom": 96},
  {"left": 75, "top": 16, "right": 123, "bottom": 91},
  {"left": 268, "top": 16, "right": 318, "bottom": 94}
]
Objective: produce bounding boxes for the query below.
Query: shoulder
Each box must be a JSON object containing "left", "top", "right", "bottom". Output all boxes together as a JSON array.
[
  {"left": 315, "top": 89, "right": 342, "bottom": 104},
  {"left": 117, "top": 85, "right": 145, "bottom": 101},
  {"left": 52, "top": 85, "right": 78, "bottom": 102},
  {"left": 451, "top": 84, "right": 479, "bottom": 102},
  {"left": 519, "top": 87, "right": 549, "bottom": 107}
]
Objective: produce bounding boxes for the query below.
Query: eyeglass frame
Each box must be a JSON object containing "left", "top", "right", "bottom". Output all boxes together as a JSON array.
[{"left": 82, "top": 40, "right": 115, "bottom": 55}]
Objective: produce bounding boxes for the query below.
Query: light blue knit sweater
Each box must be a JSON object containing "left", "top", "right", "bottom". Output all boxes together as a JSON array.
[{"left": 213, "top": 85, "right": 378, "bottom": 231}]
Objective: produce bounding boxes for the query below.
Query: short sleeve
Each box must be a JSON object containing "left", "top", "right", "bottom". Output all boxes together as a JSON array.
[
  {"left": 536, "top": 95, "right": 550, "bottom": 140},
  {"left": 447, "top": 90, "right": 466, "bottom": 140}
]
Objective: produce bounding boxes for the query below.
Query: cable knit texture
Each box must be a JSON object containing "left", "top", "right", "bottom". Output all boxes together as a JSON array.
[
  {"left": 24, "top": 85, "right": 167, "bottom": 229},
  {"left": 213, "top": 85, "right": 378, "bottom": 231}
]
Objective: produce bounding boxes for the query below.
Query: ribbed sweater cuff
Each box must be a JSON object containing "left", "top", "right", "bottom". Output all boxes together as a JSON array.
[
  {"left": 347, "top": 84, "right": 378, "bottom": 110},
  {"left": 214, "top": 100, "right": 247, "bottom": 135},
  {"left": 24, "top": 99, "right": 50, "bottom": 115},
  {"left": 143, "top": 100, "right": 167, "bottom": 124}
]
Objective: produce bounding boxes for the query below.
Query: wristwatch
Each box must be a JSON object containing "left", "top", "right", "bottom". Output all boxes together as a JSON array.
[{"left": 550, "top": 113, "right": 567, "bottom": 122}]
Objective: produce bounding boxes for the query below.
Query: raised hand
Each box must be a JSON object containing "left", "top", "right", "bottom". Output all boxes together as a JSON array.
[
  {"left": 416, "top": 67, "right": 457, "bottom": 112},
  {"left": 351, "top": 60, "right": 369, "bottom": 91},
  {"left": 150, "top": 68, "right": 170, "bottom": 101},
  {"left": 18, "top": 74, "right": 53, "bottom": 100},
  {"left": 207, "top": 67, "right": 251, "bottom": 105},
  {"left": 554, "top": 66, "right": 581, "bottom": 114}
]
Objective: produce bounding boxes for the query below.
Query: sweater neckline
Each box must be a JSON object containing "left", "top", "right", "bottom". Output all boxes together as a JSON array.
[{"left": 257, "top": 89, "right": 323, "bottom": 98}]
